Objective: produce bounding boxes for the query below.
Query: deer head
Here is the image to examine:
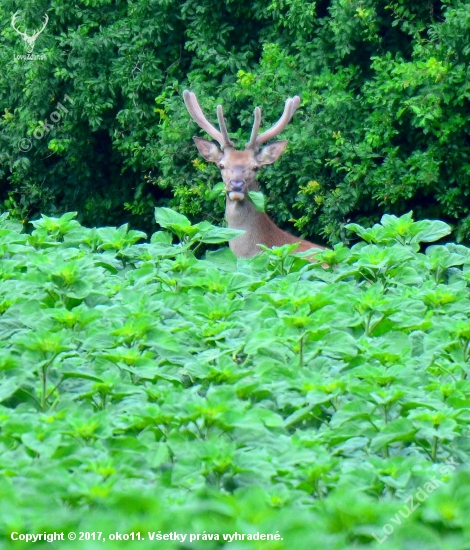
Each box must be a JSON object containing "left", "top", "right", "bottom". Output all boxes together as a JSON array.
[
  {"left": 183, "top": 90, "right": 300, "bottom": 204},
  {"left": 11, "top": 11, "right": 49, "bottom": 54}
]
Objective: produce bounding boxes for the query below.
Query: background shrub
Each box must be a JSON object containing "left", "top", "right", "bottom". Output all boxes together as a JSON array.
[{"left": 1, "top": 0, "right": 470, "bottom": 243}]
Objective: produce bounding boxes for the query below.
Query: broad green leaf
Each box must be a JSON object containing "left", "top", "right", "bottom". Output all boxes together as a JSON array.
[
  {"left": 248, "top": 191, "right": 265, "bottom": 212},
  {"left": 154, "top": 207, "right": 191, "bottom": 229}
]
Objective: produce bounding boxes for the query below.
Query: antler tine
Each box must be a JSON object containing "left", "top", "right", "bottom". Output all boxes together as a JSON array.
[
  {"left": 245, "top": 106, "right": 261, "bottom": 150},
  {"left": 183, "top": 90, "right": 224, "bottom": 146},
  {"left": 183, "top": 90, "right": 234, "bottom": 149},
  {"left": 36, "top": 13, "right": 49, "bottom": 36},
  {"left": 11, "top": 11, "right": 27, "bottom": 38},
  {"left": 255, "top": 95, "right": 301, "bottom": 148},
  {"left": 217, "top": 105, "right": 234, "bottom": 149},
  {"left": 31, "top": 13, "right": 49, "bottom": 39}
]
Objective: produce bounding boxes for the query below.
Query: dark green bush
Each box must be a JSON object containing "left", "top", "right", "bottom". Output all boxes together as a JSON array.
[{"left": 2, "top": 0, "right": 470, "bottom": 243}]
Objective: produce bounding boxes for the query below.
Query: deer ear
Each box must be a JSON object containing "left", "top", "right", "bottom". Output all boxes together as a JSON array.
[
  {"left": 256, "top": 140, "right": 288, "bottom": 166},
  {"left": 192, "top": 137, "right": 223, "bottom": 163}
]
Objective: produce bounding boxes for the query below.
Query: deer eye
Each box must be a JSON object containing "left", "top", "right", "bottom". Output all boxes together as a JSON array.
[
  {"left": 252, "top": 166, "right": 260, "bottom": 172},
  {"left": 218, "top": 164, "right": 225, "bottom": 170}
]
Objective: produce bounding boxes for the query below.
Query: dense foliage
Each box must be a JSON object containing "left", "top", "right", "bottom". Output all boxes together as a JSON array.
[
  {"left": 2, "top": 1, "right": 470, "bottom": 243},
  {"left": 0, "top": 210, "right": 469, "bottom": 549}
]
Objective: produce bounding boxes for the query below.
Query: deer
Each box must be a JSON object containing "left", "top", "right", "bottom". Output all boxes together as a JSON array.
[{"left": 183, "top": 90, "right": 325, "bottom": 259}]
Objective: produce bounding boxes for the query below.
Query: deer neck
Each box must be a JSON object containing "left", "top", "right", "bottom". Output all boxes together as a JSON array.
[
  {"left": 225, "top": 194, "right": 277, "bottom": 257},
  {"left": 225, "top": 195, "right": 263, "bottom": 229}
]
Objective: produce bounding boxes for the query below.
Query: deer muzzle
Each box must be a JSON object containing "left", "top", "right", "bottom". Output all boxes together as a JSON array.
[{"left": 228, "top": 181, "right": 246, "bottom": 201}]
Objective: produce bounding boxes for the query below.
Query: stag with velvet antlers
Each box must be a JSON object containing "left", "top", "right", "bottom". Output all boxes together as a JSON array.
[{"left": 183, "top": 91, "right": 325, "bottom": 258}]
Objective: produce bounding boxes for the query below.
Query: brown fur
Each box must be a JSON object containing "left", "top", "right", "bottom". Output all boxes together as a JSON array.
[
  {"left": 226, "top": 196, "right": 324, "bottom": 257},
  {"left": 192, "top": 141, "right": 325, "bottom": 258}
]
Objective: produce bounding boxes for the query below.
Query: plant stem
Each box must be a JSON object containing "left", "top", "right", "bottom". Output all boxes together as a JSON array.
[
  {"left": 41, "top": 364, "right": 47, "bottom": 411},
  {"left": 299, "top": 333, "right": 305, "bottom": 368},
  {"left": 431, "top": 436, "right": 438, "bottom": 462}
]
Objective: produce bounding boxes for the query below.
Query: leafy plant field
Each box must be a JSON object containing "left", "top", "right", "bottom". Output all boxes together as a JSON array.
[{"left": 0, "top": 209, "right": 469, "bottom": 550}]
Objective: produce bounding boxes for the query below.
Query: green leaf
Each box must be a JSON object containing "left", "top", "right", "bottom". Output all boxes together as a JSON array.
[
  {"left": 411, "top": 219, "right": 452, "bottom": 243},
  {"left": 208, "top": 181, "right": 226, "bottom": 200},
  {"left": 248, "top": 191, "right": 265, "bottom": 213},
  {"left": 154, "top": 207, "right": 191, "bottom": 229},
  {"left": 194, "top": 221, "right": 245, "bottom": 243}
]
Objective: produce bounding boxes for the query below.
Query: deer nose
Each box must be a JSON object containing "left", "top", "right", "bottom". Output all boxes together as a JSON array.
[{"left": 229, "top": 181, "right": 245, "bottom": 192}]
